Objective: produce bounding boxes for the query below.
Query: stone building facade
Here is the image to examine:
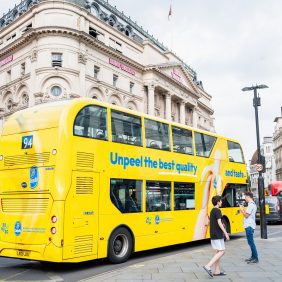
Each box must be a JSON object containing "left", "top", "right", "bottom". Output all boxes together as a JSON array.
[
  {"left": 273, "top": 108, "right": 282, "bottom": 181},
  {"left": 0, "top": 0, "right": 215, "bottom": 133}
]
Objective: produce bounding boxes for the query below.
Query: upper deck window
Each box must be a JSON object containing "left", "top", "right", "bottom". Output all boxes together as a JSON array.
[
  {"left": 228, "top": 141, "right": 245, "bottom": 163},
  {"left": 145, "top": 119, "right": 170, "bottom": 151},
  {"left": 195, "top": 132, "right": 216, "bottom": 157},
  {"left": 111, "top": 110, "right": 142, "bottom": 146},
  {"left": 74, "top": 105, "right": 107, "bottom": 140},
  {"left": 172, "top": 126, "right": 193, "bottom": 155}
]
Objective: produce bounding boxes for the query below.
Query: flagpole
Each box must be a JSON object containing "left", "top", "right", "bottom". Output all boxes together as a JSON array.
[{"left": 168, "top": 1, "right": 173, "bottom": 51}]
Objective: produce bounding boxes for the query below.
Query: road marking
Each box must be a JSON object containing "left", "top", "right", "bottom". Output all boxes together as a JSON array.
[
  {"left": 47, "top": 272, "right": 64, "bottom": 282},
  {"left": 2, "top": 269, "right": 30, "bottom": 281},
  {"left": 268, "top": 230, "right": 282, "bottom": 236}
]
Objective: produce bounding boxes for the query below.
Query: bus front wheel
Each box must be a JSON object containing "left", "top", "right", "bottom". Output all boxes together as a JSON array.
[{"left": 108, "top": 227, "right": 133, "bottom": 263}]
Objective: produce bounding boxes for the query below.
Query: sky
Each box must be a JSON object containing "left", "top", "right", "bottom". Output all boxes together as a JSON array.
[{"left": 1, "top": 0, "right": 281, "bottom": 162}]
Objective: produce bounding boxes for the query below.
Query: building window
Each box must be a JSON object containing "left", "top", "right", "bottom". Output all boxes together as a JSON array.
[
  {"left": 89, "top": 27, "right": 104, "bottom": 43},
  {"left": 125, "top": 26, "right": 132, "bottom": 37},
  {"left": 50, "top": 86, "right": 62, "bottom": 97},
  {"left": 6, "top": 99, "right": 13, "bottom": 111},
  {"left": 109, "top": 38, "right": 122, "bottom": 53},
  {"left": 74, "top": 105, "right": 108, "bottom": 140},
  {"left": 146, "top": 181, "right": 171, "bottom": 212},
  {"left": 116, "top": 42, "right": 122, "bottom": 53},
  {"left": 108, "top": 15, "right": 117, "bottom": 27},
  {"left": 52, "top": 53, "right": 62, "bottom": 67},
  {"left": 111, "top": 110, "right": 142, "bottom": 146},
  {"left": 21, "top": 94, "right": 29, "bottom": 106},
  {"left": 90, "top": 3, "right": 99, "bottom": 16},
  {"left": 7, "top": 33, "right": 16, "bottom": 42},
  {"left": 7, "top": 70, "right": 11, "bottom": 82},
  {"left": 174, "top": 183, "right": 195, "bottom": 210},
  {"left": 130, "top": 82, "right": 134, "bottom": 93},
  {"left": 94, "top": 65, "right": 100, "bottom": 79},
  {"left": 113, "top": 74, "right": 118, "bottom": 87},
  {"left": 21, "top": 62, "right": 26, "bottom": 75},
  {"left": 110, "top": 179, "right": 142, "bottom": 213}
]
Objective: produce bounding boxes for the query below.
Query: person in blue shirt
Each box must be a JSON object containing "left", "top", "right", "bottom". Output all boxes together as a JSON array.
[{"left": 240, "top": 191, "right": 258, "bottom": 264}]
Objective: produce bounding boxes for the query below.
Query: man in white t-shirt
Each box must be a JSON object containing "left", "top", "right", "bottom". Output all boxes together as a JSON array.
[{"left": 240, "top": 192, "right": 258, "bottom": 264}]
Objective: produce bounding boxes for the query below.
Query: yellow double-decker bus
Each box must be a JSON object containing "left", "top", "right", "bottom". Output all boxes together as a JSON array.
[{"left": 0, "top": 98, "right": 247, "bottom": 263}]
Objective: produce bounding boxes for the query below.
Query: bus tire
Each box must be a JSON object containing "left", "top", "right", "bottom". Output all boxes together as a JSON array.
[
  {"left": 108, "top": 227, "right": 133, "bottom": 264},
  {"left": 222, "top": 217, "right": 230, "bottom": 234}
]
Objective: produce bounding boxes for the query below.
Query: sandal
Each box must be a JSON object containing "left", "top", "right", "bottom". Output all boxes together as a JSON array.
[
  {"left": 214, "top": 272, "right": 227, "bottom": 276},
  {"left": 203, "top": 266, "right": 213, "bottom": 277}
]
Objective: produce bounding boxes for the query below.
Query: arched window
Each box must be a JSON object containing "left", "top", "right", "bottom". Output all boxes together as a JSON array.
[
  {"left": 0, "top": 19, "right": 5, "bottom": 28},
  {"left": 108, "top": 15, "right": 117, "bottom": 27},
  {"left": 125, "top": 26, "right": 132, "bottom": 37},
  {"left": 6, "top": 99, "right": 13, "bottom": 112},
  {"left": 26, "top": 0, "right": 33, "bottom": 9},
  {"left": 90, "top": 3, "right": 100, "bottom": 17},
  {"left": 51, "top": 86, "right": 62, "bottom": 97},
  {"left": 21, "top": 93, "right": 29, "bottom": 106}
]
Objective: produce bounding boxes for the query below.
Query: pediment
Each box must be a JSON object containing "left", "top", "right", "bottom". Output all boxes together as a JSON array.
[{"left": 153, "top": 63, "right": 197, "bottom": 92}]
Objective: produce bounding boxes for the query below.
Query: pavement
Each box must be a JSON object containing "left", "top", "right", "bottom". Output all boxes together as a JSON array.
[{"left": 82, "top": 228, "right": 282, "bottom": 282}]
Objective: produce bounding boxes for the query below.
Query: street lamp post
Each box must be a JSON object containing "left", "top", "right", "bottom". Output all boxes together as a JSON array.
[{"left": 242, "top": 84, "right": 268, "bottom": 239}]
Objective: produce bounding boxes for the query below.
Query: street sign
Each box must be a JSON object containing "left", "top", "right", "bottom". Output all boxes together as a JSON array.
[{"left": 255, "top": 163, "right": 263, "bottom": 172}]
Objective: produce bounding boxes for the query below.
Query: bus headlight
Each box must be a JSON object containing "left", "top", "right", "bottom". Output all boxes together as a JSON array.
[
  {"left": 51, "top": 227, "right": 56, "bottom": 234},
  {"left": 0, "top": 155, "right": 3, "bottom": 161},
  {"left": 51, "top": 216, "right": 57, "bottom": 223},
  {"left": 52, "top": 149, "right": 57, "bottom": 155}
]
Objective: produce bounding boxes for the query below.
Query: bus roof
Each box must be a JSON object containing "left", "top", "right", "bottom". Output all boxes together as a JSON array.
[
  {"left": 1, "top": 98, "right": 241, "bottom": 144},
  {"left": 1, "top": 100, "right": 73, "bottom": 136}
]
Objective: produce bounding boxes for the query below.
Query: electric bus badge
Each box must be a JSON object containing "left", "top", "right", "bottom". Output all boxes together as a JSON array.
[{"left": 30, "top": 166, "right": 39, "bottom": 189}]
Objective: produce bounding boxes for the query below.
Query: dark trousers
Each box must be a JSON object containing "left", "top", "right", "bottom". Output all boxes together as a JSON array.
[{"left": 245, "top": 226, "right": 258, "bottom": 260}]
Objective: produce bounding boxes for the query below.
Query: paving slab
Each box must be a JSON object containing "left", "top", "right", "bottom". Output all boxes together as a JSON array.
[{"left": 83, "top": 232, "right": 282, "bottom": 282}]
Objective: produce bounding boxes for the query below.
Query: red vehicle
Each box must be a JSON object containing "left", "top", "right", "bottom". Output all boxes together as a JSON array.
[{"left": 271, "top": 181, "right": 282, "bottom": 197}]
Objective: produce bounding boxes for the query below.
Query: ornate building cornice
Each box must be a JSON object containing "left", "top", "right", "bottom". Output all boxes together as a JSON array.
[{"left": 0, "top": 26, "right": 144, "bottom": 71}]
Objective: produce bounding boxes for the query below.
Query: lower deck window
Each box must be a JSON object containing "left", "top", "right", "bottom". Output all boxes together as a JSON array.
[
  {"left": 110, "top": 179, "right": 142, "bottom": 213},
  {"left": 221, "top": 184, "right": 247, "bottom": 207},
  {"left": 146, "top": 181, "right": 171, "bottom": 212},
  {"left": 174, "top": 182, "right": 195, "bottom": 210}
]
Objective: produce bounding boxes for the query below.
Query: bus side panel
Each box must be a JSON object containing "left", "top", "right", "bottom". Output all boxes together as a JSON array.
[{"left": 63, "top": 171, "right": 99, "bottom": 260}]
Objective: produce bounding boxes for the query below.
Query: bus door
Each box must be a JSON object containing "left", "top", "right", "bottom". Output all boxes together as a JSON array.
[{"left": 63, "top": 171, "right": 99, "bottom": 260}]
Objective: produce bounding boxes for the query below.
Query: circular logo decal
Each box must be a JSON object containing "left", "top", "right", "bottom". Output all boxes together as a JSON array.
[
  {"left": 155, "top": 215, "right": 160, "bottom": 225},
  {"left": 14, "top": 221, "right": 22, "bottom": 236}
]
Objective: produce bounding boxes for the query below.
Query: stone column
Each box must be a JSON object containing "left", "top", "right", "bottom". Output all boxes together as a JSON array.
[
  {"left": 180, "top": 100, "right": 186, "bottom": 124},
  {"left": 148, "top": 85, "right": 155, "bottom": 116},
  {"left": 78, "top": 49, "right": 87, "bottom": 97},
  {"left": 165, "top": 92, "right": 172, "bottom": 121},
  {"left": 192, "top": 107, "right": 198, "bottom": 128},
  {"left": 29, "top": 48, "right": 38, "bottom": 106}
]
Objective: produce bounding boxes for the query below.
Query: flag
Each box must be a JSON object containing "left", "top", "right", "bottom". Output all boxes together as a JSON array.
[{"left": 168, "top": 4, "right": 172, "bottom": 21}]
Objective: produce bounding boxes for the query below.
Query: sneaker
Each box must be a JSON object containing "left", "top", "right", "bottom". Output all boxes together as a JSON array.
[
  {"left": 245, "top": 257, "right": 253, "bottom": 262},
  {"left": 203, "top": 266, "right": 213, "bottom": 277},
  {"left": 247, "top": 259, "right": 259, "bottom": 264}
]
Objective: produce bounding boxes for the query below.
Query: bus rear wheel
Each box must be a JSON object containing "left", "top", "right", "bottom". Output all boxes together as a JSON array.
[{"left": 108, "top": 227, "right": 133, "bottom": 263}]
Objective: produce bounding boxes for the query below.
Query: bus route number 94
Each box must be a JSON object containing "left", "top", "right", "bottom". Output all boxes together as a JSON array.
[{"left": 22, "top": 135, "right": 33, "bottom": 149}]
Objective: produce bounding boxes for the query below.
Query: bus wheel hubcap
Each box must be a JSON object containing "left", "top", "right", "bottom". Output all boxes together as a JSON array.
[{"left": 113, "top": 234, "right": 128, "bottom": 257}]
